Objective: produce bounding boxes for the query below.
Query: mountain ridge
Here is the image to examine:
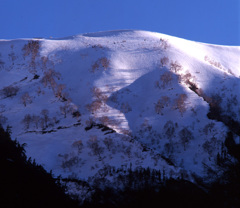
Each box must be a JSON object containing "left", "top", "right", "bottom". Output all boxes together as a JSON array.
[{"left": 0, "top": 30, "right": 239, "bottom": 195}]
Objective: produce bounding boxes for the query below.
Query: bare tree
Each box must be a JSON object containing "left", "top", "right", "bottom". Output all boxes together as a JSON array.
[
  {"left": 72, "top": 110, "right": 81, "bottom": 118},
  {"left": 39, "top": 118, "right": 45, "bottom": 129},
  {"left": 180, "top": 72, "right": 192, "bottom": 84},
  {"left": 174, "top": 94, "right": 188, "bottom": 116},
  {"left": 41, "top": 56, "right": 49, "bottom": 71},
  {"left": 204, "top": 55, "right": 223, "bottom": 70},
  {"left": 155, "top": 96, "right": 170, "bottom": 114},
  {"left": 60, "top": 104, "right": 69, "bottom": 118},
  {"left": 180, "top": 72, "right": 199, "bottom": 92},
  {"left": 91, "top": 57, "right": 110, "bottom": 72},
  {"left": 103, "top": 137, "right": 114, "bottom": 151},
  {"left": 203, "top": 122, "right": 215, "bottom": 136},
  {"left": 202, "top": 138, "right": 216, "bottom": 156},
  {"left": 159, "top": 72, "right": 173, "bottom": 89},
  {"left": 162, "top": 96, "right": 170, "bottom": 106},
  {"left": 160, "top": 56, "right": 169, "bottom": 67},
  {"left": 72, "top": 140, "right": 84, "bottom": 154},
  {"left": 99, "top": 116, "right": 120, "bottom": 128},
  {"left": 60, "top": 101, "right": 75, "bottom": 118},
  {"left": 55, "top": 84, "right": 66, "bottom": 98},
  {"left": 160, "top": 38, "right": 169, "bottom": 49},
  {"left": 99, "top": 116, "right": 110, "bottom": 126},
  {"left": 32, "top": 115, "right": 40, "bottom": 129},
  {"left": 100, "top": 57, "right": 110, "bottom": 70},
  {"left": 41, "top": 109, "right": 49, "bottom": 128},
  {"left": 86, "top": 100, "right": 102, "bottom": 113},
  {"left": 170, "top": 61, "right": 182, "bottom": 73},
  {"left": 36, "top": 87, "right": 43, "bottom": 96},
  {"left": 9, "top": 51, "right": 17, "bottom": 62},
  {"left": 87, "top": 136, "right": 104, "bottom": 160},
  {"left": 2, "top": 86, "right": 19, "bottom": 98},
  {"left": 22, "top": 114, "right": 32, "bottom": 130},
  {"left": 22, "top": 40, "right": 40, "bottom": 57},
  {"left": 22, "top": 40, "right": 40, "bottom": 69},
  {"left": 164, "top": 121, "right": 175, "bottom": 139},
  {"left": 179, "top": 127, "right": 193, "bottom": 150},
  {"left": 87, "top": 87, "right": 108, "bottom": 113},
  {"left": 155, "top": 100, "right": 164, "bottom": 114},
  {"left": 41, "top": 69, "right": 61, "bottom": 90},
  {"left": 92, "top": 87, "right": 108, "bottom": 102},
  {"left": 164, "top": 142, "right": 174, "bottom": 155},
  {"left": 21, "top": 92, "right": 32, "bottom": 107}
]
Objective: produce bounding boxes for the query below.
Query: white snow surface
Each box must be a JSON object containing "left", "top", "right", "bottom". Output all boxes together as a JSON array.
[{"left": 0, "top": 30, "right": 240, "bottom": 184}]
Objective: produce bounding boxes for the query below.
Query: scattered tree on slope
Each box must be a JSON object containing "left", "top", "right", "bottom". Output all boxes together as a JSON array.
[
  {"left": 174, "top": 94, "right": 188, "bottom": 116},
  {"left": 2, "top": 85, "right": 19, "bottom": 98},
  {"left": 21, "top": 92, "right": 32, "bottom": 107}
]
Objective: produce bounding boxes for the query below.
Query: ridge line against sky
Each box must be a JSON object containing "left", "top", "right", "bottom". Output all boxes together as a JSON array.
[{"left": 0, "top": 0, "right": 239, "bottom": 46}]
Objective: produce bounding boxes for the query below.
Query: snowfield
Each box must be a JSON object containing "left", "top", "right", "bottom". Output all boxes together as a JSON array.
[{"left": 0, "top": 30, "right": 240, "bottom": 190}]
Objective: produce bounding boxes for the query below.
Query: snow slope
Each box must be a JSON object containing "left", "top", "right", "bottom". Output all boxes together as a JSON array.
[{"left": 0, "top": 30, "right": 240, "bottom": 186}]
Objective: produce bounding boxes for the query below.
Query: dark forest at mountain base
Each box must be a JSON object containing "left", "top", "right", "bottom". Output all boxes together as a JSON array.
[{"left": 0, "top": 125, "right": 79, "bottom": 208}]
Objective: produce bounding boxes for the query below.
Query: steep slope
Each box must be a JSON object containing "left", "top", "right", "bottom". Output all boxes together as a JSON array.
[{"left": 0, "top": 30, "right": 239, "bottom": 188}]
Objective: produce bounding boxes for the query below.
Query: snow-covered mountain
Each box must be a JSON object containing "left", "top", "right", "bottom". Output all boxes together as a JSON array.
[{"left": 0, "top": 30, "right": 239, "bottom": 191}]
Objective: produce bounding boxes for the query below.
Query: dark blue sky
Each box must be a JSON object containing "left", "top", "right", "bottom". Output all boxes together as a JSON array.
[{"left": 0, "top": 0, "right": 239, "bottom": 45}]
